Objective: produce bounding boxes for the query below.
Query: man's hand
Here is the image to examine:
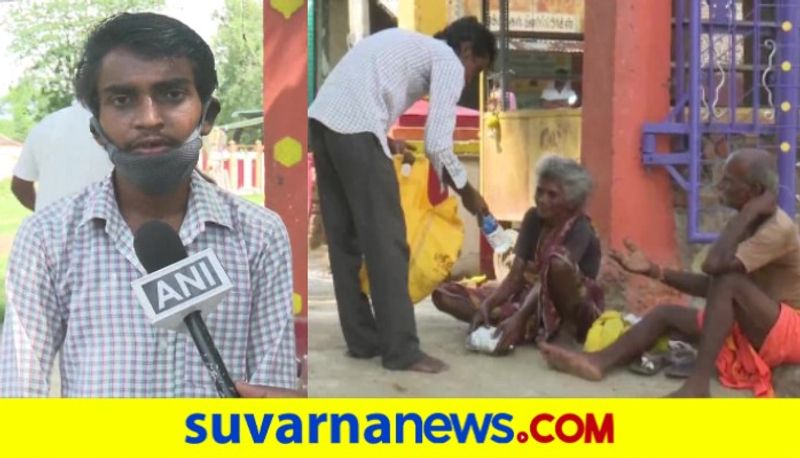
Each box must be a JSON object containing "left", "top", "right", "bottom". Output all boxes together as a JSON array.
[
  {"left": 235, "top": 381, "right": 306, "bottom": 398},
  {"left": 743, "top": 190, "right": 777, "bottom": 218},
  {"left": 389, "top": 138, "right": 417, "bottom": 167},
  {"left": 703, "top": 190, "right": 776, "bottom": 276},
  {"left": 609, "top": 239, "right": 656, "bottom": 277},
  {"left": 389, "top": 138, "right": 416, "bottom": 156},
  {"left": 459, "top": 183, "right": 489, "bottom": 217},
  {"left": 493, "top": 311, "right": 526, "bottom": 353}
]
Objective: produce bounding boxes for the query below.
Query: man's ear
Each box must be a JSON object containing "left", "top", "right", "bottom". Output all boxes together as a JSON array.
[
  {"left": 88, "top": 118, "right": 107, "bottom": 149},
  {"left": 89, "top": 122, "right": 100, "bottom": 141},
  {"left": 459, "top": 41, "right": 473, "bottom": 60},
  {"left": 201, "top": 97, "right": 221, "bottom": 135}
]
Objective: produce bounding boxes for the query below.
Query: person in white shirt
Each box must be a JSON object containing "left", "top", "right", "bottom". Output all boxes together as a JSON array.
[
  {"left": 308, "top": 17, "right": 495, "bottom": 373},
  {"left": 540, "top": 69, "right": 578, "bottom": 108},
  {"left": 11, "top": 100, "right": 113, "bottom": 211}
]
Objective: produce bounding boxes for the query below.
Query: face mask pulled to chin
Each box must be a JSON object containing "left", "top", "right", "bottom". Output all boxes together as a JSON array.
[{"left": 89, "top": 102, "right": 211, "bottom": 195}]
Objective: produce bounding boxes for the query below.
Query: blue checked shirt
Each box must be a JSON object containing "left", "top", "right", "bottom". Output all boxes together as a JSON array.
[{"left": 0, "top": 172, "right": 296, "bottom": 397}]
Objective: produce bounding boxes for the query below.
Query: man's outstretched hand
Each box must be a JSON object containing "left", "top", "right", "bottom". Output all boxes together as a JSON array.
[{"left": 609, "top": 239, "right": 656, "bottom": 277}]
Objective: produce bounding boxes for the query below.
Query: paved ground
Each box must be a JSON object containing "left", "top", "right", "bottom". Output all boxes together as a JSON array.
[{"left": 308, "top": 246, "right": 748, "bottom": 398}]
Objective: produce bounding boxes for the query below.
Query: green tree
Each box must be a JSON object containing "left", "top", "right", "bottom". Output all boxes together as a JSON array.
[
  {"left": 0, "top": 79, "right": 39, "bottom": 141},
  {"left": 212, "top": 0, "right": 263, "bottom": 144},
  {"left": 0, "top": 0, "right": 165, "bottom": 139}
]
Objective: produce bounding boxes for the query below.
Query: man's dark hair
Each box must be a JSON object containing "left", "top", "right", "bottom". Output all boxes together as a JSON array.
[
  {"left": 434, "top": 16, "right": 497, "bottom": 65},
  {"left": 74, "top": 12, "right": 217, "bottom": 115}
]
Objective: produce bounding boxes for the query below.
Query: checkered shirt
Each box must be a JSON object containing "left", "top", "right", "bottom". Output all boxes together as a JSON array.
[
  {"left": 309, "top": 28, "right": 469, "bottom": 189},
  {"left": 0, "top": 172, "right": 296, "bottom": 397}
]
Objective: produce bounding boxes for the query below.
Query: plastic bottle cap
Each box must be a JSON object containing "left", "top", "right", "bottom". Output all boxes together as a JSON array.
[{"left": 482, "top": 214, "right": 497, "bottom": 232}]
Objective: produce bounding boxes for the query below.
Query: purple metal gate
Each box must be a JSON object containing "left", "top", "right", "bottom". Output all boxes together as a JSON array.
[{"left": 642, "top": 0, "right": 800, "bottom": 243}]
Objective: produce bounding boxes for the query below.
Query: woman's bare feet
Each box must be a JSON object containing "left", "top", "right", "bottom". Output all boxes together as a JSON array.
[{"left": 539, "top": 342, "right": 604, "bottom": 381}]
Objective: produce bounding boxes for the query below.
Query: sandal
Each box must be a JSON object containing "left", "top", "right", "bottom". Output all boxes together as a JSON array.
[
  {"left": 664, "top": 348, "right": 697, "bottom": 379},
  {"left": 627, "top": 352, "right": 669, "bottom": 376},
  {"left": 664, "top": 360, "right": 695, "bottom": 378}
]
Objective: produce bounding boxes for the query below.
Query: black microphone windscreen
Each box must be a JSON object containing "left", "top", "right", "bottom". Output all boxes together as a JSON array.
[{"left": 133, "top": 220, "right": 188, "bottom": 273}]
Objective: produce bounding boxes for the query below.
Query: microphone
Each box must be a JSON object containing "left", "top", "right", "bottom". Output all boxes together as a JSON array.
[{"left": 132, "top": 220, "right": 239, "bottom": 398}]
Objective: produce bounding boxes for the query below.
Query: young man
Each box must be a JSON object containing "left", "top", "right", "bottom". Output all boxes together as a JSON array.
[
  {"left": 0, "top": 13, "right": 298, "bottom": 397},
  {"left": 308, "top": 17, "right": 496, "bottom": 373},
  {"left": 541, "top": 149, "right": 800, "bottom": 397}
]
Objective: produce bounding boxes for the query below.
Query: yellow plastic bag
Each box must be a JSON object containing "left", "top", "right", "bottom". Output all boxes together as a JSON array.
[
  {"left": 584, "top": 311, "right": 631, "bottom": 352},
  {"left": 584, "top": 310, "right": 670, "bottom": 353},
  {"left": 359, "top": 156, "right": 464, "bottom": 304}
]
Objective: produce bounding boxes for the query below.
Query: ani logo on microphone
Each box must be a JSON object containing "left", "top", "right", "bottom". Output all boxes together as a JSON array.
[{"left": 132, "top": 249, "right": 233, "bottom": 330}]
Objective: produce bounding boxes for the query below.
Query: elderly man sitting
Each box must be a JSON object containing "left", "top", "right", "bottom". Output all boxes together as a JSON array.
[
  {"left": 433, "top": 155, "right": 604, "bottom": 352},
  {"left": 541, "top": 148, "right": 800, "bottom": 397}
]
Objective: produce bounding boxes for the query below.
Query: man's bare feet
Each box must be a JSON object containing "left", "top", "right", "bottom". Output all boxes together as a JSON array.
[
  {"left": 403, "top": 352, "right": 448, "bottom": 374},
  {"left": 539, "top": 342, "right": 604, "bottom": 381}
]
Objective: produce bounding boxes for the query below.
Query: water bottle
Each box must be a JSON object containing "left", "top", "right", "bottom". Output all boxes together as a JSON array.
[{"left": 482, "top": 214, "right": 512, "bottom": 253}]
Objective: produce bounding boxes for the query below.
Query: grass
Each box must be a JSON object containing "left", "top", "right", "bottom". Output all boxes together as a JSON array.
[
  {"left": 243, "top": 193, "right": 265, "bottom": 206},
  {"left": 0, "top": 179, "right": 32, "bottom": 321}
]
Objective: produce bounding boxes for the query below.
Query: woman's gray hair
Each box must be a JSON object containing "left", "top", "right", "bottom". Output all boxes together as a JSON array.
[{"left": 535, "top": 154, "right": 593, "bottom": 208}]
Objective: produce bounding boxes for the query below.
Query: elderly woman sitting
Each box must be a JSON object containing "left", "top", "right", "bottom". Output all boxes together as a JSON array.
[{"left": 432, "top": 155, "right": 604, "bottom": 351}]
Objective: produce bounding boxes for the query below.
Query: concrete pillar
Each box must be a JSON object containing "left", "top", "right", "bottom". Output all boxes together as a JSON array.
[
  {"left": 582, "top": 0, "right": 684, "bottom": 312},
  {"left": 398, "top": 0, "right": 447, "bottom": 35},
  {"left": 264, "top": 0, "right": 308, "bottom": 387}
]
